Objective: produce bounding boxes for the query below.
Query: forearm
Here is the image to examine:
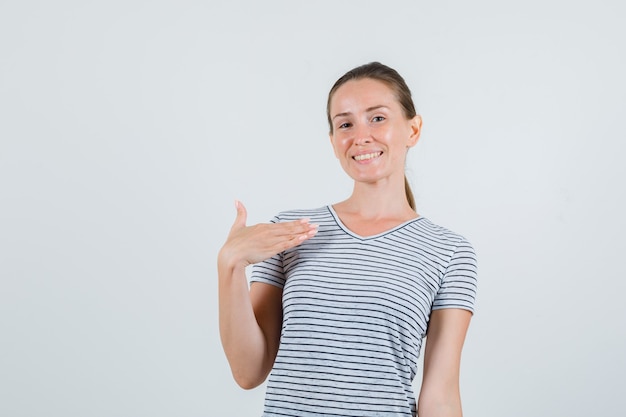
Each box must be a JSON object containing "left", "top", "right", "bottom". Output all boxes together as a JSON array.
[
  {"left": 218, "top": 259, "right": 271, "bottom": 389},
  {"left": 217, "top": 202, "right": 314, "bottom": 388}
]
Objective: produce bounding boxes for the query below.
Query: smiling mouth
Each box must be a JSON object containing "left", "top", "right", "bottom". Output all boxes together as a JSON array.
[{"left": 353, "top": 151, "right": 383, "bottom": 161}]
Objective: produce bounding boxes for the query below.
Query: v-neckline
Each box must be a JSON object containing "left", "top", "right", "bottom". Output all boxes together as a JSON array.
[{"left": 327, "top": 205, "right": 422, "bottom": 240}]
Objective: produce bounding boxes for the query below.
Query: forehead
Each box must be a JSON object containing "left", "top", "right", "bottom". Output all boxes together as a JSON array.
[{"left": 330, "top": 78, "right": 399, "bottom": 115}]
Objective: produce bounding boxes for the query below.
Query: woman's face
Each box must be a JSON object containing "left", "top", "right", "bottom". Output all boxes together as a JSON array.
[{"left": 328, "top": 78, "right": 421, "bottom": 186}]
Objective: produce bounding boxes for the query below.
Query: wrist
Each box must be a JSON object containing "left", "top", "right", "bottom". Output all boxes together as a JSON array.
[{"left": 218, "top": 247, "right": 248, "bottom": 276}]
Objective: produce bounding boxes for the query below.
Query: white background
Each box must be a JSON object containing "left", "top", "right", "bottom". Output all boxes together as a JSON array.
[{"left": 1, "top": 1, "right": 625, "bottom": 416}]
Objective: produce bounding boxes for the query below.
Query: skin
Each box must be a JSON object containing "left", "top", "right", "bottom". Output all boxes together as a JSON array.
[
  {"left": 218, "top": 78, "right": 473, "bottom": 416},
  {"left": 328, "top": 78, "right": 422, "bottom": 235},
  {"left": 218, "top": 201, "right": 317, "bottom": 389}
]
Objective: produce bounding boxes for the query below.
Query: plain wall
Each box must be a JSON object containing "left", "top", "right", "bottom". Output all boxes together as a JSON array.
[{"left": 1, "top": 1, "right": 624, "bottom": 416}]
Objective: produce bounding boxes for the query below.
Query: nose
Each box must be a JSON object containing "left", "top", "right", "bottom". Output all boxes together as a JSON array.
[{"left": 353, "top": 123, "right": 372, "bottom": 146}]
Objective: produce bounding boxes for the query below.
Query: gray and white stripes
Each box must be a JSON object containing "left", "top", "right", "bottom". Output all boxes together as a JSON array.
[{"left": 251, "top": 206, "right": 477, "bottom": 417}]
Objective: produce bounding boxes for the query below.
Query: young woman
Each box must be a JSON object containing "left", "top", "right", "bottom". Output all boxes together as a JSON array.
[{"left": 218, "top": 62, "right": 478, "bottom": 417}]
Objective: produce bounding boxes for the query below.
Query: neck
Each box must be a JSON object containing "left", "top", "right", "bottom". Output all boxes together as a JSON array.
[{"left": 337, "top": 179, "right": 417, "bottom": 220}]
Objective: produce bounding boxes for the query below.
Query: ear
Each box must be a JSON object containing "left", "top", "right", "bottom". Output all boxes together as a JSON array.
[{"left": 407, "top": 115, "right": 422, "bottom": 148}]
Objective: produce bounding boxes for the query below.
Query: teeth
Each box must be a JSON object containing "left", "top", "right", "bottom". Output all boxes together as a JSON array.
[{"left": 354, "top": 152, "right": 381, "bottom": 161}]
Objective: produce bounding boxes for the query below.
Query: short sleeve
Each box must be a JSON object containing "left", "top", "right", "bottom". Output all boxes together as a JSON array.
[
  {"left": 432, "top": 237, "right": 478, "bottom": 314},
  {"left": 249, "top": 215, "right": 286, "bottom": 289}
]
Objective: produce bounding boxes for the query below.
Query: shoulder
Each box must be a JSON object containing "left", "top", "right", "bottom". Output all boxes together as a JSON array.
[
  {"left": 271, "top": 206, "right": 334, "bottom": 223},
  {"left": 407, "top": 217, "right": 474, "bottom": 253}
]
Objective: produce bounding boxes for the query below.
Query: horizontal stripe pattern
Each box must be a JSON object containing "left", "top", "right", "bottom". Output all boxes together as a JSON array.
[{"left": 251, "top": 206, "right": 477, "bottom": 417}]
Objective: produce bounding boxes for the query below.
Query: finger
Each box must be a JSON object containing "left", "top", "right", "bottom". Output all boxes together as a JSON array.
[
  {"left": 265, "top": 222, "right": 319, "bottom": 249},
  {"left": 281, "top": 226, "right": 319, "bottom": 250},
  {"left": 273, "top": 218, "right": 318, "bottom": 237},
  {"left": 231, "top": 200, "right": 247, "bottom": 231}
]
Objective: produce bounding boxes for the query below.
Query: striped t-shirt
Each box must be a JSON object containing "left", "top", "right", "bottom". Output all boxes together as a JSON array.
[{"left": 250, "top": 205, "right": 477, "bottom": 417}]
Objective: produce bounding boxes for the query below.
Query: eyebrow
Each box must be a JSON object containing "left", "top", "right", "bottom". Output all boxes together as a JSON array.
[{"left": 331, "top": 105, "right": 390, "bottom": 121}]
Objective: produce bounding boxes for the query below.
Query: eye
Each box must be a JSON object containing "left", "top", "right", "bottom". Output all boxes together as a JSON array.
[
  {"left": 372, "top": 116, "right": 385, "bottom": 123},
  {"left": 338, "top": 122, "right": 352, "bottom": 129}
]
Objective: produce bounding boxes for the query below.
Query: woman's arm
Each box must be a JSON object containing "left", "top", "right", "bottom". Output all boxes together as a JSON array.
[
  {"left": 418, "top": 308, "right": 472, "bottom": 417},
  {"left": 218, "top": 201, "right": 317, "bottom": 389},
  {"left": 218, "top": 265, "right": 282, "bottom": 389}
]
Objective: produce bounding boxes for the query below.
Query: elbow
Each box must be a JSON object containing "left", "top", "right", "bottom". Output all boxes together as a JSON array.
[
  {"left": 232, "top": 369, "right": 267, "bottom": 390},
  {"left": 235, "top": 378, "right": 262, "bottom": 390},
  {"left": 418, "top": 390, "right": 462, "bottom": 417},
  {"left": 418, "top": 380, "right": 462, "bottom": 416},
  {"left": 224, "top": 350, "right": 273, "bottom": 390}
]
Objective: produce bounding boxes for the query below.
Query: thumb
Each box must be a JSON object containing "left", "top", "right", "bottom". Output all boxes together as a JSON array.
[{"left": 231, "top": 199, "right": 248, "bottom": 230}]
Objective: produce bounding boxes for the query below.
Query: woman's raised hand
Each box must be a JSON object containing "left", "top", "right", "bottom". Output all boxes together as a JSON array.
[{"left": 218, "top": 200, "right": 318, "bottom": 270}]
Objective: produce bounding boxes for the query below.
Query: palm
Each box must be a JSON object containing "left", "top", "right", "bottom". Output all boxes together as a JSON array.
[{"left": 219, "top": 201, "right": 317, "bottom": 269}]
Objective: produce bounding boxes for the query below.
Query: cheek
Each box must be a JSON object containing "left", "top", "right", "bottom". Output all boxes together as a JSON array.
[
  {"left": 332, "top": 136, "right": 350, "bottom": 152},
  {"left": 330, "top": 138, "right": 343, "bottom": 159},
  {"left": 371, "top": 123, "right": 393, "bottom": 137},
  {"left": 383, "top": 126, "right": 408, "bottom": 145}
]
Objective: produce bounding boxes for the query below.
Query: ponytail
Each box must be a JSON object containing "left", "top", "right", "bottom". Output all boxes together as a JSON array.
[{"left": 404, "top": 175, "right": 415, "bottom": 211}]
